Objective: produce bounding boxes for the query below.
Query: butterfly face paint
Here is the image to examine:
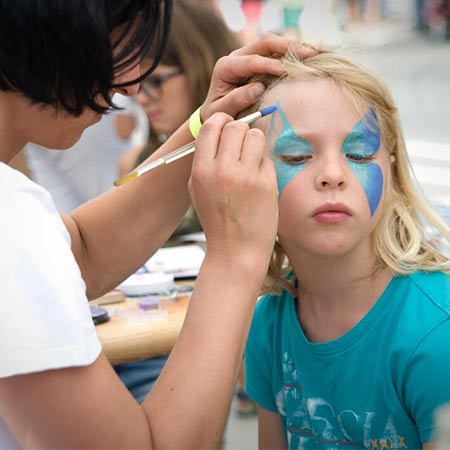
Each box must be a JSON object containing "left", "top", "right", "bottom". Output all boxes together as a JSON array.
[
  {"left": 342, "top": 110, "right": 383, "bottom": 216},
  {"left": 271, "top": 100, "right": 314, "bottom": 195},
  {"left": 270, "top": 101, "right": 383, "bottom": 217}
]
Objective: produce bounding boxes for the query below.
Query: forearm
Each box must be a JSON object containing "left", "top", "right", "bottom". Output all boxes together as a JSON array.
[
  {"left": 143, "top": 251, "right": 269, "bottom": 448},
  {"left": 65, "top": 122, "right": 193, "bottom": 299}
]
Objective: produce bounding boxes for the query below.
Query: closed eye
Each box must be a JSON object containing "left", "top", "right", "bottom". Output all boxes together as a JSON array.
[
  {"left": 278, "top": 154, "right": 312, "bottom": 165},
  {"left": 346, "top": 153, "right": 375, "bottom": 163}
]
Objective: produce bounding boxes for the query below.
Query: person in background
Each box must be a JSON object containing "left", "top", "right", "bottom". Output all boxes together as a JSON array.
[
  {"left": 0, "top": 0, "right": 315, "bottom": 446},
  {"left": 243, "top": 48, "right": 450, "bottom": 449},
  {"left": 280, "top": 0, "right": 305, "bottom": 39}
]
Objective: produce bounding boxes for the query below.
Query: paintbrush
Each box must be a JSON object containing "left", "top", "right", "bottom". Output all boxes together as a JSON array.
[{"left": 114, "top": 105, "right": 277, "bottom": 186}]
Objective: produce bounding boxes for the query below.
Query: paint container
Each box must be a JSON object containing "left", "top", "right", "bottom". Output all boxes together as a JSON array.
[
  {"left": 118, "top": 271, "right": 176, "bottom": 296},
  {"left": 90, "top": 306, "right": 110, "bottom": 325},
  {"left": 138, "top": 296, "right": 160, "bottom": 310}
]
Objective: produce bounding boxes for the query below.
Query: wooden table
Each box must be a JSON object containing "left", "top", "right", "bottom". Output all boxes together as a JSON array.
[{"left": 95, "top": 292, "right": 191, "bottom": 365}]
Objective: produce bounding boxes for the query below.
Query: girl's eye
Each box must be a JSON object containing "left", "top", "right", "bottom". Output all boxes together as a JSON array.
[
  {"left": 278, "top": 154, "right": 312, "bottom": 165},
  {"left": 346, "top": 153, "right": 375, "bottom": 163}
]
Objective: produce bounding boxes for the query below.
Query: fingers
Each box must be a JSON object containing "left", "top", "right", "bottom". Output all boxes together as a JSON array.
[
  {"left": 240, "top": 128, "right": 266, "bottom": 167},
  {"left": 208, "top": 82, "right": 265, "bottom": 120},
  {"left": 215, "top": 54, "right": 284, "bottom": 85},
  {"left": 215, "top": 122, "right": 250, "bottom": 165},
  {"left": 189, "top": 111, "right": 278, "bottom": 260},
  {"left": 231, "top": 33, "right": 316, "bottom": 60},
  {"left": 194, "top": 113, "right": 233, "bottom": 163}
]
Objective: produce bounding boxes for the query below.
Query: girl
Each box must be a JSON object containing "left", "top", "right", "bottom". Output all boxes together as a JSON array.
[{"left": 245, "top": 49, "right": 450, "bottom": 449}]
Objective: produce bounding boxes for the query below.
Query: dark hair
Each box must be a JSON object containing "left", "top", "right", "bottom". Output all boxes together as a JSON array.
[{"left": 0, "top": 0, "right": 172, "bottom": 115}]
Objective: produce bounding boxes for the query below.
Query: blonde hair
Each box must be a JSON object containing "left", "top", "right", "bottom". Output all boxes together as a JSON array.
[{"left": 244, "top": 48, "right": 450, "bottom": 294}]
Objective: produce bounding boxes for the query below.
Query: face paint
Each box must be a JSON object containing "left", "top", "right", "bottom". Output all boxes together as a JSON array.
[
  {"left": 342, "top": 109, "right": 383, "bottom": 216},
  {"left": 271, "top": 101, "right": 314, "bottom": 195}
]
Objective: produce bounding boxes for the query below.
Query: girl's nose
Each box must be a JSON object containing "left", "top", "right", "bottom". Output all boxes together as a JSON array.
[{"left": 315, "top": 154, "right": 347, "bottom": 190}]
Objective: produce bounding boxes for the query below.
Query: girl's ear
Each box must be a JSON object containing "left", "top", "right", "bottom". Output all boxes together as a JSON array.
[{"left": 390, "top": 154, "right": 396, "bottom": 166}]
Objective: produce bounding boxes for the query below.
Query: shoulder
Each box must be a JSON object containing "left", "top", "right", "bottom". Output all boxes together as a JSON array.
[
  {"left": 389, "top": 272, "right": 450, "bottom": 350},
  {"left": 404, "top": 271, "right": 450, "bottom": 316},
  {"left": 0, "top": 164, "right": 100, "bottom": 377},
  {"left": 0, "top": 163, "right": 70, "bottom": 248},
  {"left": 248, "top": 289, "right": 293, "bottom": 347},
  {"left": 0, "top": 162, "right": 58, "bottom": 208},
  {"left": 253, "top": 289, "right": 292, "bottom": 325}
]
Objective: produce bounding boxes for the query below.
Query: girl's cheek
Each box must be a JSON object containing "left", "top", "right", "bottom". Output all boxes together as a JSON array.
[
  {"left": 347, "top": 161, "right": 384, "bottom": 216},
  {"left": 275, "top": 162, "right": 306, "bottom": 197}
]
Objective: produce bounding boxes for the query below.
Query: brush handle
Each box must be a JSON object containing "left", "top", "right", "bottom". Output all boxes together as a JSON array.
[
  {"left": 160, "top": 111, "right": 265, "bottom": 166},
  {"left": 163, "top": 140, "right": 196, "bottom": 164},
  {"left": 121, "top": 107, "right": 276, "bottom": 183}
]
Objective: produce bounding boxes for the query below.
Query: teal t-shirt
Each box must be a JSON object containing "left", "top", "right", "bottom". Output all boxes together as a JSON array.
[{"left": 245, "top": 271, "right": 450, "bottom": 449}]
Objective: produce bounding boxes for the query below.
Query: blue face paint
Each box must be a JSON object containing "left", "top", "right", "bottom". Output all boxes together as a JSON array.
[
  {"left": 270, "top": 103, "right": 384, "bottom": 216},
  {"left": 342, "top": 109, "right": 383, "bottom": 216},
  {"left": 271, "top": 101, "right": 314, "bottom": 195}
]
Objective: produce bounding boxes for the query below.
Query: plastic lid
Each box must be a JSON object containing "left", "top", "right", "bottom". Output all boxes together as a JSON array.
[{"left": 118, "top": 271, "right": 176, "bottom": 296}]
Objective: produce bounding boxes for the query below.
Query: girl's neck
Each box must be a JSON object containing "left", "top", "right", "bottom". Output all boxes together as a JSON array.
[{"left": 287, "top": 242, "right": 393, "bottom": 342}]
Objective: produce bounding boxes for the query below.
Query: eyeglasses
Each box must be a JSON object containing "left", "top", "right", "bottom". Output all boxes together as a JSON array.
[{"left": 138, "top": 68, "right": 183, "bottom": 100}]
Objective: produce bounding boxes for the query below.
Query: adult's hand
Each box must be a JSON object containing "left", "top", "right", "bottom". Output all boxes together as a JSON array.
[
  {"left": 200, "top": 34, "right": 315, "bottom": 121},
  {"left": 189, "top": 112, "right": 278, "bottom": 267}
]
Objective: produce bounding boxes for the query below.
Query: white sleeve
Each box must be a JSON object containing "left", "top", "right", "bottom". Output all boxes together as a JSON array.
[{"left": 0, "top": 172, "right": 101, "bottom": 377}]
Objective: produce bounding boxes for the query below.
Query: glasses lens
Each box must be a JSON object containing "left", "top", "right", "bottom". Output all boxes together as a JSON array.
[{"left": 140, "top": 69, "right": 182, "bottom": 99}]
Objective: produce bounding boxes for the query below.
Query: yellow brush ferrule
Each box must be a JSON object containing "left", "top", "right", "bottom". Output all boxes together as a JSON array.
[{"left": 113, "top": 171, "right": 139, "bottom": 186}]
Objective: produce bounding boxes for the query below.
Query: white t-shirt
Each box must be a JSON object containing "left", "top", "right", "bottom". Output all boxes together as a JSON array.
[{"left": 0, "top": 163, "right": 101, "bottom": 448}]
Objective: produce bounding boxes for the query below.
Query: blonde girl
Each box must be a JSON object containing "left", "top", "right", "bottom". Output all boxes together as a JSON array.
[{"left": 244, "top": 48, "right": 450, "bottom": 449}]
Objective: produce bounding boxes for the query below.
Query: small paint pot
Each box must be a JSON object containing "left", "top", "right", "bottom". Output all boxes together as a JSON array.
[
  {"left": 138, "top": 297, "right": 160, "bottom": 311},
  {"left": 90, "top": 306, "right": 110, "bottom": 325}
]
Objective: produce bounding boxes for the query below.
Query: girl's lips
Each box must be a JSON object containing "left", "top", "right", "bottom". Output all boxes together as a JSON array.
[
  {"left": 311, "top": 202, "right": 353, "bottom": 224},
  {"left": 313, "top": 211, "right": 350, "bottom": 224}
]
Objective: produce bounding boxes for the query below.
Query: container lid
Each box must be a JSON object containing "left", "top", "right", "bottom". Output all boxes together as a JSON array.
[{"left": 118, "top": 271, "right": 176, "bottom": 296}]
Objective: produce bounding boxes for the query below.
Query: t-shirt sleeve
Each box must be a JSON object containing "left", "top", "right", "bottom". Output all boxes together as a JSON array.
[
  {"left": 0, "top": 178, "right": 101, "bottom": 377},
  {"left": 245, "top": 295, "right": 279, "bottom": 412},
  {"left": 403, "top": 318, "right": 450, "bottom": 443}
]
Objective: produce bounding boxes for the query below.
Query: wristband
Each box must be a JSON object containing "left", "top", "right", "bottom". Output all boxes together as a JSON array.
[{"left": 189, "top": 106, "right": 203, "bottom": 139}]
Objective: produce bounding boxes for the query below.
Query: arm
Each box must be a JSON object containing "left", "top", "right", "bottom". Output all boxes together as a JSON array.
[
  {"left": 0, "top": 108, "right": 277, "bottom": 450},
  {"left": 64, "top": 35, "right": 314, "bottom": 299},
  {"left": 258, "top": 406, "right": 288, "bottom": 449}
]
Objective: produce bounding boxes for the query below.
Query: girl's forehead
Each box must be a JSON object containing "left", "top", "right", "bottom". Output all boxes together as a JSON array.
[{"left": 260, "top": 79, "right": 369, "bottom": 137}]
